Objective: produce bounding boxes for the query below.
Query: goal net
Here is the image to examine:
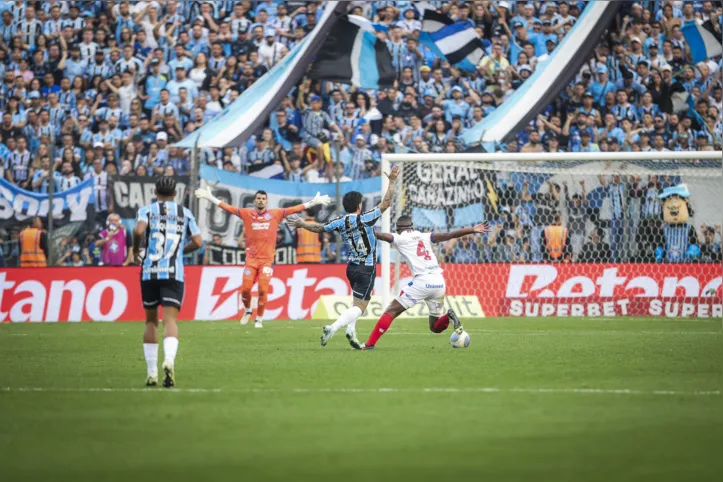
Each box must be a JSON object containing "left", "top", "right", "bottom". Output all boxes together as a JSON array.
[{"left": 380, "top": 152, "right": 723, "bottom": 320}]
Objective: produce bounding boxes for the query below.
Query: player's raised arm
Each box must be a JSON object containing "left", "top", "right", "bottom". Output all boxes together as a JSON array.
[
  {"left": 378, "top": 166, "right": 400, "bottom": 213},
  {"left": 195, "top": 186, "right": 245, "bottom": 217},
  {"left": 430, "top": 222, "right": 492, "bottom": 243},
  {"left": 282, "top": 191, "right": 332, "bottom": 217}
]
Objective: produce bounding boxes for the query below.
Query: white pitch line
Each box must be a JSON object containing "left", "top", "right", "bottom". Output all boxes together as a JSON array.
[
  {"left": 1, "top": 386, "right": 719, "bottom": 397},
  {"left": 386, "top": 330, "right": 721, "bottom": 336}
]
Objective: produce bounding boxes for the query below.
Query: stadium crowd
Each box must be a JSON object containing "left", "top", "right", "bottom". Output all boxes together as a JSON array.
[{"left": 0, "top": 0, "right": 721, "bottom": 267}]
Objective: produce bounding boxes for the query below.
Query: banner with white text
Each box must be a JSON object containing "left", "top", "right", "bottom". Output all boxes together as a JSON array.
[
  {"left": 1, "top": 264, "right": 720, "bottom": 322},
  {"left": 0, "top": 177, "right": 95, "bottom": 228},
  {"left": 403, "top": 163, "right": 499, "bottom": 229},
  {"left": 111, "top": 175, "right": 189, "bottom": 219}
]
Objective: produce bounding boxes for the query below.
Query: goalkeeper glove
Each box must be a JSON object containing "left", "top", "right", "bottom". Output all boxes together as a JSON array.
[
  {"left": 304, "top": 192, "right": 331, "bottom": 208},
  {"left": 195, "top": 186, "right": 221, "bottom": 206}
]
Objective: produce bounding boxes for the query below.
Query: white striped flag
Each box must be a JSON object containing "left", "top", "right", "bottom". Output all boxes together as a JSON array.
[
  {"left": 417, "top": 5, "right": 486, "bottom": 72},
  {"left": 681, "top": 20, "right": 722, "bottom": 64}
]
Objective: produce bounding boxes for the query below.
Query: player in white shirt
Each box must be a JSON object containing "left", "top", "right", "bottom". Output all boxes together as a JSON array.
[{"left": 354, "top": 215, "right": 491, "bottom": 350}]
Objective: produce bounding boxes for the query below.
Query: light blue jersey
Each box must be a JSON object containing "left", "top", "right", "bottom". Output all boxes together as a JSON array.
[
  {"left": 137, "top": 201, "right": 200, "bottom": 282},
  {"left": 324, "top": 207, "right": 382, "bottom": 266}
]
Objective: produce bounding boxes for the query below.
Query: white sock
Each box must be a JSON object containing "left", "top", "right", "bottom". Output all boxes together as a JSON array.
[
  {"left": 256, "top": 316, "right": 264, "bottom": 323},
  {"left": 330, "top": 306, "right": 362, "bottom": 333},
  {"left": 346, "top": 316, "right": 359, "bottom": 335},
  {"left": 163, "top": 337, "right": 179, "bottom": 365},
  {"left": 143, "top": 343, "right": 158, "bottom": 376}
]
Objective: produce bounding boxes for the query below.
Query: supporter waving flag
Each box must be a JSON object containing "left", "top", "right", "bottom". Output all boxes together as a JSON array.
[
  {"left": 416, "top": 2, "right": 486, "bottom": 71},
  {"left": 681, "top": 20, "right": 722, "bottom": 64}
]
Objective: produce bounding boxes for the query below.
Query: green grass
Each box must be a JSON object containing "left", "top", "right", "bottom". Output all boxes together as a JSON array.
[{"left": 0, "top": 317, "right": 721, "bottom": 482}]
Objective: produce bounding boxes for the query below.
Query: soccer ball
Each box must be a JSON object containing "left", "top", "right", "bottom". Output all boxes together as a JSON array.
[{"left": 450, "top": 330, "right": 470, "bottom": 348}]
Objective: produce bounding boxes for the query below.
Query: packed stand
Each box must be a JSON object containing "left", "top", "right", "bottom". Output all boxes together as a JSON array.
[{"left": 0, "top": 1, "right": 721, "bottom": 266}]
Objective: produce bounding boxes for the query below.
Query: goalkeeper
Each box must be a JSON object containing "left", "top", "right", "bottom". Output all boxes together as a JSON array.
[{"left": 196, "top": 187, "right": 331, "bottom": 328}]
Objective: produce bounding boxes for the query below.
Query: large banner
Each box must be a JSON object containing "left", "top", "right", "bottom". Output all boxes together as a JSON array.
[
  {"left": 173, "top": 3, "right": 347, "bottom": 149},
  {"left": 0, "top": 177, "right": 95, "bottom": 227},
  {"left": 112, "top": 175, "right": 189, "bottom": 219},
  {"left": 447, "top": 263, "right": 722, "bottom": 318},
  {"left": 199, "top": 165, "right": 381, "bottom": 246},
  {"left": 1, "top": 264, "right": 720, "bottom": 322},
  {"left": 404, "top": 163, "right": 498, "bottom": 229}
]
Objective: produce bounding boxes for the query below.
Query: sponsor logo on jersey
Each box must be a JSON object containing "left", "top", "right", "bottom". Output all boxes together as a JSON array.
[
  {"left": 145, "top": 266, "right": 175, "bottom": 274},
  {"left": 425, "top": 284, "right": 444, "bottom": 289},
  {"left": 251, "top": 222, "right": 271, "bottom": 230}
]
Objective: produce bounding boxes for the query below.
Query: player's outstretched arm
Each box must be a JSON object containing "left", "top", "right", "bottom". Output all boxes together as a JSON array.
[
  {"left": 378, "top": 166, "right": 400, "bottom": 213},
  {"left": 376, "top": 232, "right": 394, "bottom": 243},
  {"left": 431, "top": 222, "right": 491, "bottom": 243},
  {"left": 287, "top": 214, "right": 325, "bottom": 233},
  {"left": 195, "top": 186, "right": 243, "bottom": 217},
  {"left": 284, "top": 191, "right": 332, "bottom": 217}
]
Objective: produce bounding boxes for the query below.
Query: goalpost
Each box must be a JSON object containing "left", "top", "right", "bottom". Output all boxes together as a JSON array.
[{"left": 380, "top": 151, "right": 723, "bottom": 319}]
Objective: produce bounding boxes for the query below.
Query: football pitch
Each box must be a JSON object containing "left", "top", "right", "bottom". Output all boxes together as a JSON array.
[{"left": 1, "top": 317, "right": 721, "bottom": 482}]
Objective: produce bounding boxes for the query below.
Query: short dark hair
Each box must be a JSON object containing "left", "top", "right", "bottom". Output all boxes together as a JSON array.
[
  {"left": 155, "top": 175, "right": 176, "bottom": 196},
  {"left": 395, "top": 215, "right": 413, "bottom": 230},
  {"left": 342, "top": 191, "right": 363, "bottom": 213},
  {"left": 255, "top": 190, "right": 267, "bottom": 198}
]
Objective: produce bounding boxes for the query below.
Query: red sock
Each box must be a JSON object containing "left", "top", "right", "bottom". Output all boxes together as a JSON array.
[
  {"left": 366, "top": 313, "right": 394, "bottom": 346},
  {"left": 431, "top": 314, "right": 449, "bottom": 333}
]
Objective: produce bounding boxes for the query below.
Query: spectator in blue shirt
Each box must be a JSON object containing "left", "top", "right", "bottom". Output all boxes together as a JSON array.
[
  {"left": 529, "top": 19, "right": 557, "bottom": 57},
  {"left": 572, "top": 130, "right": 600, "bottom": 152},
  {"left": 442, "top": 86, "right": 471, "bottom": 124},
  {"left": 63, "top": 45, "right": 86, "bottom": 80},
  {"left": 589, "top": 66, "right": 617, "bottom": 106}
]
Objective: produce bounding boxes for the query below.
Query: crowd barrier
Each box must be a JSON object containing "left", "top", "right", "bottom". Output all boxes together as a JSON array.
[{"left": 0, "top": 264, "right": 720, "bottom": 322}]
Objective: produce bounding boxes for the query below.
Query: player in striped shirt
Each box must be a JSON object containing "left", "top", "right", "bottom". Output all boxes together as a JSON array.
[
  {"left": 196, "top": 187, "right": 331, "bottom": 328},
  {"left": 289, "top": 166, "right": 399, "bottom": 348},
  {"left": 132, "top": 176, "right": 203, "bottom": 388}
]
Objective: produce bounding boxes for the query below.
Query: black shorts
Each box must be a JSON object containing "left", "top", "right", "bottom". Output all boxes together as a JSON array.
[
  {"left": 346, "top": 264, "right": 376, "bottom": 301},
  {"left": 141, "top": 280, "right": 185, "bottom": 309}
]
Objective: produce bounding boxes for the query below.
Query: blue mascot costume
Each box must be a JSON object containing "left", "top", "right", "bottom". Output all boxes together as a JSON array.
[{"left": 655, "top": 185, "right": 700, "bottom": 263}]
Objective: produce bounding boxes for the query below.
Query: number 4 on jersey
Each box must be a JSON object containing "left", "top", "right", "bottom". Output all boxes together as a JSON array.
[{"left": 417, "top": 241, "right": 432, "bottom": 260}]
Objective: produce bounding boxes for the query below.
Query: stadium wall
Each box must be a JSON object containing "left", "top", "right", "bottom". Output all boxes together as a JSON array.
[{"left": 1, "top": 264, "right": 720, "bottom": 322}]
